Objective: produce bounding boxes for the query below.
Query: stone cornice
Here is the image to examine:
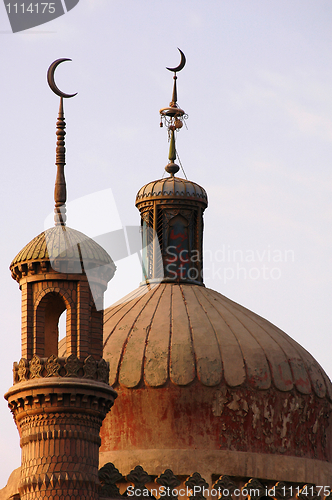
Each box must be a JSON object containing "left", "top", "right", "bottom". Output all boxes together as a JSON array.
[{"left": 12, "top": 354, "right": 111, "bottom": 385}]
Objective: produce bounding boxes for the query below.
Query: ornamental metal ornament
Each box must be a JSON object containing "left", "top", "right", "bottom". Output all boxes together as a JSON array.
[
  {"left": 96, "top": 463, "right": 329, "bottom": 500},
  {"left": 212, "top": 476, "right": 236, "bottom": 499},
  {"left": 98, "top": 462, "right": 124, "bottom": 498},
  {"left": 185, "top": 472, "right": 209, "bottom": 500},
  {"left": 156, "top": 469, "right": 181, "bottom": 500},
  {"left": 274, "top": 482, "right": 293, "bottom": 500},
  {"left": 126, "top": 466, "right": 152, "bottom": 495},
  {"left": 243, "top": 479, "right": 265, "bottom": 499},
  {"left": 160, "top": 49, "right": 188, "bottom": 177}
]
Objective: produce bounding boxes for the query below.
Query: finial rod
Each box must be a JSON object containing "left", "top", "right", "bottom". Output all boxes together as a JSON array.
[
  {"left": 171, "top": 75, "right": 177, "bottom": 106},
  {"left": 160, "top": 49, "right": 187, "bottom": 177},
  {"left": 47, "top": 58, "right": 77, "bottom": 226},
  {"left": 54, "top": 97, "right": 67, "bottom": 225},
  {"left": 168, "top": 129, "right": 176, "bottom": 163}
]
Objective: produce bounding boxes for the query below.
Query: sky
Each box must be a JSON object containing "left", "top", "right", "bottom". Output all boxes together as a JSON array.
[{"left": 0, "top": 0, "right": 332, "bottom": 488}]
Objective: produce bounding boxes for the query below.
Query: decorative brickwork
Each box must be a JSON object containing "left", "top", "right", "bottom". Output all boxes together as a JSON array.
[
  {"left": 10, "top": 223, "right": 116, "bottom": 364},
  {"left": 13, "top": 355, "right": 110, "bottom": 384},
  {"left": 6, "top": 379, "right": 117, "bottom": 500},
  {"left": 17, "top": 276, "right": 106, "bottom": 361},
  {"left": 135, "top": 179, "right": 207, "bottom": 286},
  {"left": 97, "top": 464, "right": 327, "bottom": 500}
]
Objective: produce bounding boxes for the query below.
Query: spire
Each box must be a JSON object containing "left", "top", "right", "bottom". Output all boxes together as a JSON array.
[
  {"left": 54, "top": 97, "right": 67, "bottom": 225},
  {"left": 159, "top": 48, "right": 188, "bottom": 177},
  {"left": 136, "top": 49, "right": 208, "bottom": 286},
  {"left": 47, "top": 58, "right": 77, "bottom": 226}
]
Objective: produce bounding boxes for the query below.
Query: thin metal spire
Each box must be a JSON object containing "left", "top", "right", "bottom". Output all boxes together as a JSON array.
[
  {"left": 47, "top": 58, "right": 77, "bottom": 226},
  {"left": 160, "top": 49, "right": 188, "bottom": 177},
  {"left": 54, "top": 97, "right": 67, "bottom": 225}
]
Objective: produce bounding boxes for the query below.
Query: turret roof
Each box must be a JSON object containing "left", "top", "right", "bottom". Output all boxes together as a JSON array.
[{"left": 103, "top": 282, "right": 332, "bottom": 401}]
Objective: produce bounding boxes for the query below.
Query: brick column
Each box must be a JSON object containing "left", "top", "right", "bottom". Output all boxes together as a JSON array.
[
  {"left": 76, "top": 281, "right": 91, "bottom": 359},
  {"left": 6, "top": 378, "right": 116, "bottom": 500},
  {"left": 21, "top": 282, "right": 33, "bottom": 360}
]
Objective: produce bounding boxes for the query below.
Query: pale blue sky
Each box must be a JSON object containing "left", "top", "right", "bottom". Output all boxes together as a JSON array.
[{"left": 0, "top": 0, "right": 331, "bottom": 487}]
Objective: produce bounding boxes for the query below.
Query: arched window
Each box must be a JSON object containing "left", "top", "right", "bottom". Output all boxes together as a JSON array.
[
  {"left": 35, "top": 292, "right": 67, "bottom": 357},
  {"left": 165, "top": 214, "right": 190, "bottom": 280}
]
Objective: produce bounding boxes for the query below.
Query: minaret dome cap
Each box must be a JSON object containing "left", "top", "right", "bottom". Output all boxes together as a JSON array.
[
  {"left": 10, "top": 225, "right": 115, "bottom": 283},
  {"left": 136, "top": 175, "right": 208, "bottom": 207}
]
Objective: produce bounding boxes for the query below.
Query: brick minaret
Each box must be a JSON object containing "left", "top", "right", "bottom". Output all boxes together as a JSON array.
[{"left": 5, "top": 60, "right": 117, "bottom": 500}]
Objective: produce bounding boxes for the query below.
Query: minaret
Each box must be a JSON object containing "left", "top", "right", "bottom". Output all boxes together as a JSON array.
[
  {"left": 5, "top": 59, "right": 117, "bottom": 500},
  {"left": 136, "top": 49, "right": 208, "bottom": 285}
]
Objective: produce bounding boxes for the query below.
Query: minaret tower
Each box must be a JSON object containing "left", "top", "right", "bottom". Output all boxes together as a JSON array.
[{"left": 5, "top": 59, "right": 117, "bottom": 500}]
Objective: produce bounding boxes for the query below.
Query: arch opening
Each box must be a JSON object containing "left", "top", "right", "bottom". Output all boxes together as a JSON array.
[
  {"left": 58, "top": 309, "right": 67, "bottom": 342},
  {"left": 36, "top": 292, "right": 67, "bottom": 358}
]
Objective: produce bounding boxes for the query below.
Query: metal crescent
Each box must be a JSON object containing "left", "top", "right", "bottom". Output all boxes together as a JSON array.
[
  {"left": 47, "top": 58, "right": 77, "bottom": 98},
  {"left": 166, "top": 48, "right": 186, "bottom": 73}
]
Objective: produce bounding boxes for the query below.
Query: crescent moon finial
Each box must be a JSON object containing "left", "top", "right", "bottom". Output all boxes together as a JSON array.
[
  {"left": 47, "top": 58, "right": 77, "bottom": 99},
  {"left": 166, "top": 48, "right": 186, "bottom": 73},
  {"left": 47, "top": 58, "right": 77, "bottom": 226}
]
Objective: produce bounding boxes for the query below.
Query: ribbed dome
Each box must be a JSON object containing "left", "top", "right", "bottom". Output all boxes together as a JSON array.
[
  {"left": 136, "top": 176, "right": 208, "bottom": 204},
  {"left": 103, "top": 282, "right": 332, "bottom": 400},
  {"left": 10, "top": 225, "right": 115, "bottom": 281}
]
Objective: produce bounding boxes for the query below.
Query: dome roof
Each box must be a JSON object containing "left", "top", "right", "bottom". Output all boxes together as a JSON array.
[
  {"left": 135, "top": 176, "right": 208, "bottom": 205},
  {"left": 103, "top": 282, "right": 332, "bottom": 400},
  {"left": 10, "top": 225, "right": 115, "bottom": 281}
]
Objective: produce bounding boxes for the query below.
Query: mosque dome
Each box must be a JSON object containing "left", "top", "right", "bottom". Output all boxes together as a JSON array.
[
  {"left": 100, "top": 282, "right": 332, "bottom": 484},
  {"left": 100, "top": 163, "right": 332, "bottom": 484},
  {"left": 99, "top": 57, "right": 332, "bottom": 486},
  {"left": 103, "top": 283, "right": 331, "bottom": 399},
  {"left": 10, "top": 225, "right": 115, "bottom": 282}
]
